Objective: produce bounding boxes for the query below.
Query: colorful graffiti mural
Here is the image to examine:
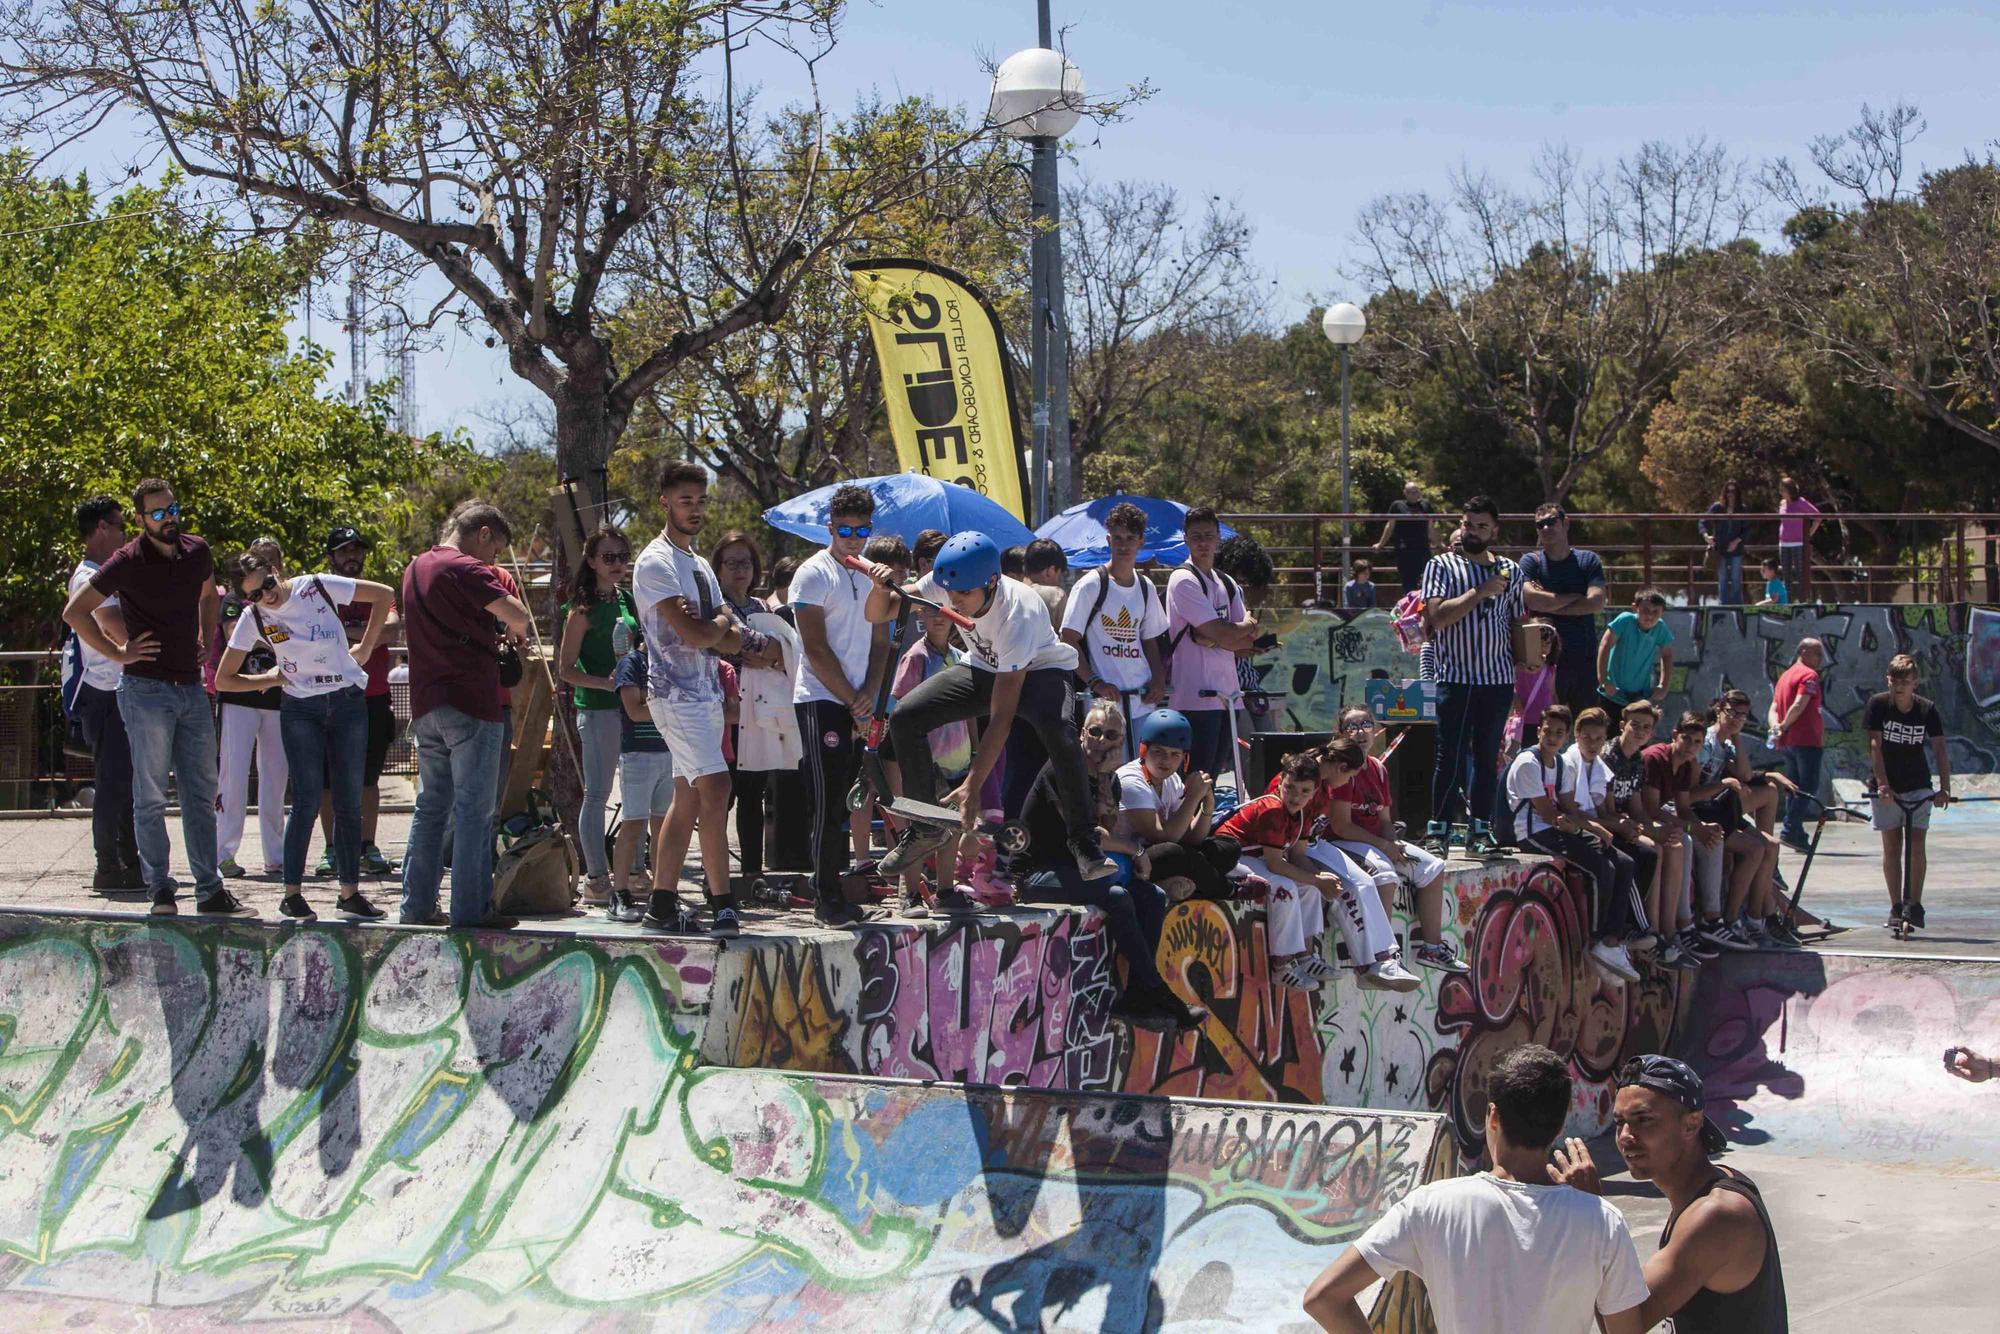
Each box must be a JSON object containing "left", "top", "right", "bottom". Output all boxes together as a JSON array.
[
  {"left": 1246, "top": 603, "right": 2000, "bottom": 780},
  {"left": 1682, "top": 951, "right": 2000, "bottom": 1176},
  {"left": 0, "top": 914, "right": 1447, "bottom": 1329}
]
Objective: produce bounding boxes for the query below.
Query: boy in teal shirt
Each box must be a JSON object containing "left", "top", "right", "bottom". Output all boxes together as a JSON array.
[
  {"left": 1757, "top": 557, "right": 1790, "bottom": 607},
  {"left": 1597, "top": 588, "right": 1675, "bottom": 710}
]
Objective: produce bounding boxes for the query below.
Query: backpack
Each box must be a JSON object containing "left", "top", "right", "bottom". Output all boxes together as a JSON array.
[
  {"left": 1165, "top": 565, "right": 1241, "bottom": 656},
  {"left": 1076, "top": 567, "right": 1163, "bottom": 682},
  {"left": 492, "top": 824, "right": 579, "bottom": 915}
]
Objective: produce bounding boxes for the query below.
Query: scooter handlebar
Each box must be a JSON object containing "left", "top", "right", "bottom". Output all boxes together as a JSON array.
[{"left": 839, "top": 553, "right": 976, "bottom": 630}]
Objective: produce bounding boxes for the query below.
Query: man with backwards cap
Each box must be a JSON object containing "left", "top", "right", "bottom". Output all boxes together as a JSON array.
[{"left": 1550, "top": 1053, "right": 1789, "bottom": 1333}]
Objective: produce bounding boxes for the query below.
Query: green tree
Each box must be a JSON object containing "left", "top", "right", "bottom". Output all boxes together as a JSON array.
[{"left": 0, "top": 165, "right": 448, "bottom": 644}]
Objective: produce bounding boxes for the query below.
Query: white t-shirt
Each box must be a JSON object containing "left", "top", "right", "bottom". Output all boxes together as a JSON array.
[
  {"left": 67, "top": 560, "right": 122, "bottom": 691},
  {"left": 1560, "top": 743, "right": 1613, "bottom": 814},
  {"left": 914, "top": 572, "right": 1077, "bottom": 675},
  {"left": 227, "top": 575, "right": 368, "bottom": 698},
  {"left": 633, "top": 535, "right": 724, "bottom": 704},
  {"left": 789, "top": 548, "right": 875, "bottom": 705},
  {"left": 1355, "top": 1174, "right": 1649, "bottom": 1334},
  {"left": 1113, "top": 757, "right": 1183, "bottom": 840},
  {"left": 1061, "top": 568, "right": 1167, "bottom": 693},
  {"left": 1506, "top": 747, "right": 1568, "bottom": 843}
]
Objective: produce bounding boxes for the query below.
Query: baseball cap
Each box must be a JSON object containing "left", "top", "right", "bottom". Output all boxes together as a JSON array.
[
  {"left": 1617, "top": 1054, "right": 1728, "bottom": 1153},
  {"left": 324, "top": 526, "right": 371, "bottom": 554}
]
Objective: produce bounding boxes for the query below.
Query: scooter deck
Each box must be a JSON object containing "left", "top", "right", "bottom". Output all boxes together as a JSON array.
[{"left": 887, "top": 796, "right": 968, "bottom": 830}]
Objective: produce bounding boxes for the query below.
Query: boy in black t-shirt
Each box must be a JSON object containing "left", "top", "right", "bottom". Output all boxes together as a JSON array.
[{"left": 1864, "top": 654, "right": 1952, "bottom": 930}]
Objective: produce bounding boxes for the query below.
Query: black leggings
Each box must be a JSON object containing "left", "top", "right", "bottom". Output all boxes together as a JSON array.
[
  {"left": 732, "top": 764, "right": 769, "bottom": 882},
  {"left": 1019, "top": 862, "right": 1168, "bottom": 993},
  {"left": 1143, "top": 836, "right": 1241, "bottom": 900}
]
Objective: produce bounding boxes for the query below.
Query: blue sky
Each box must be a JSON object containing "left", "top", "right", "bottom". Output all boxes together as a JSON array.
[{"left": 38, "top": 0, "right": 2000, "bottom": 439}]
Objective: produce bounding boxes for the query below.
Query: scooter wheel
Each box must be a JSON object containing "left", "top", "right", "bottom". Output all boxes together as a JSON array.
[{"left": 845, "top": 781, "right": 870, "bottom": 814}]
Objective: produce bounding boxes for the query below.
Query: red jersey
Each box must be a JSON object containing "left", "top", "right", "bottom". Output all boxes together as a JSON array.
[
  {"left": 1217, "top": 793, "right": 1307, "bottom": 852},
  {"left": 1327, "top": 757, "right": 1392, "bottom": 837},
  {"left": 1265, "top": 772, "right": 1333, "bottom": 826}
]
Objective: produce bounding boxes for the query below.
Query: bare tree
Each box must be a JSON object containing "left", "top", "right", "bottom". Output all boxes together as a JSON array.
[
  {"left": 0, "top": 0, "right": 1128, "bottom": 516},
  {"left": 1766, "top": 103, "right": 2000, "bottom": 453},
  {"left": 1351, "top": 140, "right": 1755, "bottom": 501},
  {"left": 1062, "top": 178, "right": 1261, "bottom": 493}
]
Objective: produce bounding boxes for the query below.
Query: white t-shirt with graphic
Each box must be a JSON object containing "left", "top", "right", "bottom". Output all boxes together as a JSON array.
[
  {"left": 1113, "top": 757, "right": 1184, "bottom": 840},
  {"left": 67, "top": 560, "right": 123, "bottom": 691},
  {"left": 227, "top": 575, "right": 368, "bottom": 697},
  {"left": 633, "top": 535, "right": 725, "bottom": 704},
  {"left": 915, "top": 572, "right": 1077, "bottom": 675},
  {"left": 1060, "top": 568, "right": 1167, "bottom": 693},
  {"left": 1506, "top": 747, "right": 1567, "bottom": 843},
  {"left": 1355, "top": 1173, "right": 1648, "bottom": 1334},
  {"left": 789, "top": 548, "right": 875, "bottom": 705}
]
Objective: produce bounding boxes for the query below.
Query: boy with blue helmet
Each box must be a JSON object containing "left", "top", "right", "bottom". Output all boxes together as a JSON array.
[{"left": 864, "top": 531, "right": 1117, "bottom": 906}]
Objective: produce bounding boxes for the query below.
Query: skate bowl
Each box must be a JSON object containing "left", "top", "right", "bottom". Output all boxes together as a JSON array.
[
  {"left": 1680, "top": 949, "right": 2000, "bottom": 1175},
  {"left": 0, "top": 910, "right": 1450, "bottom": 1330}
]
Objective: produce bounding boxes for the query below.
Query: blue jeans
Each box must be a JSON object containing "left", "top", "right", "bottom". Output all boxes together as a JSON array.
[
  {"left": 401, "top": 705, "right": 505, "bottom": 925},
  {"left": 117, "top": 676, "right": 220, "bottom": 896},
  {"left": 281, "top": 687, "right": 366, "bottom": 887},
  {"left": 1716, "top": 552, "right": 1744, "bottom": 605},
  {"left": 576, "top": 707, "right": 621, "bottom": 878},
  {"left": 1781, "top": 746, "right": 1823, "bottom": 843}
]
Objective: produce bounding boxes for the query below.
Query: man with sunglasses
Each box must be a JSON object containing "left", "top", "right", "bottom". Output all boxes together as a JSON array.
[
  {"left": 790, "top": 484, "right": 890, "bottom": 928},
  {"left": 1519, "top": 503, "right": 1608, "bottom": 718},
  {"left": 63, "top": 478, "right": 233, "bottom": 915},
  {"left": 1549, "top": 1054, "right": 1788, "bottom": 1333}
]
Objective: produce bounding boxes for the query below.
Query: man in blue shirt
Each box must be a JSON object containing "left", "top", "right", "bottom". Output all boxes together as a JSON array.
[{"left": 1519, "top": 504, "right": 1608, "bottom": 717}]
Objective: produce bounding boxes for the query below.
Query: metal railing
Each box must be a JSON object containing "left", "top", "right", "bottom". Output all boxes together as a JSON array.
[{"left": 1217, "top": 510, "right": 1998, "bottom": 608}]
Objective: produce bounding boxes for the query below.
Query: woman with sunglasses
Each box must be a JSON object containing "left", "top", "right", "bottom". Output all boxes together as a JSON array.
[
  {"left": 215, "top": 550, "right": 393, "bottom": 919},
  {"left": 556, "top": 527, "right": 641, "bottom": 904}
]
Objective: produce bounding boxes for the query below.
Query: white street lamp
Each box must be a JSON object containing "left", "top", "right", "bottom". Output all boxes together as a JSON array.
[
  {"left": 1321, "top": 301, "right": 1367, "bottom": 591},
  {"left": 991, "top": 25, "right": 1086, "bottom": 526}
]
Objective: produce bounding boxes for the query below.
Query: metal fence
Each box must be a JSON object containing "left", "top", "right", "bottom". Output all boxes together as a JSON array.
[{"left": 1219, "top": 510, "right": 1998, "bottom": 608}]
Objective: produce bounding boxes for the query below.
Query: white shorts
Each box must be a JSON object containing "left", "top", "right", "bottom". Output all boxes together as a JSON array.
[
  {"left": 618, "top": 750, "right": 675, "bottom": 821},
  {"left": 1325, "top": 838, "right": 1448, "bottom": 892},
  {"left": 647, "top": 698, "right": 728, "bottom": 782}
]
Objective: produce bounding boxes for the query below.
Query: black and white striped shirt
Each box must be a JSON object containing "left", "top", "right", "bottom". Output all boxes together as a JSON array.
[{"left": 1422, "top": 551, "right": 1523, "bottom": 686}]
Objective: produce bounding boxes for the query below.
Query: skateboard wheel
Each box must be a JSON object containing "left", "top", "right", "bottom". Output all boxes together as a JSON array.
[{"left": 993, "top": 823, "right": 1029, "bottom": 856}]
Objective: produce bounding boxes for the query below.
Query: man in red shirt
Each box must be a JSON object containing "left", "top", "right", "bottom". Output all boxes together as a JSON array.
[
  {"left": 1770, "top": 639, "right": 1825, "bottom": 851},
  {"left": 398, "top": 500, "right": 532, "bottom": 928}
]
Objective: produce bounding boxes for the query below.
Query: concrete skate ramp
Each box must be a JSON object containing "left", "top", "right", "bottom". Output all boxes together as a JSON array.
[
  {"left": 0, "top": 911, "right": 1448, "bottom": 1330},
  {"left": 1680, "top": 950, "right": 2000, "bottom": 1175}
]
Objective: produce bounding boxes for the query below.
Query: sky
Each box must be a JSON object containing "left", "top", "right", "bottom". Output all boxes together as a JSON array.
[{"left": 33, "top": 0, "right": 2000, "bottom": 442}]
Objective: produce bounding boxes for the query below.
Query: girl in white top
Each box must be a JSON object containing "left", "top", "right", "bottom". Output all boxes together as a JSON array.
[{"left": 216, "top": 550, "right": 393, "bottom": 921}]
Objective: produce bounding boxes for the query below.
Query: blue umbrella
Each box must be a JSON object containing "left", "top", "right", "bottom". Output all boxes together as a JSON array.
[
  {"left": 1035, "top": 494, "right": 1238, "bottom": 569},
  {"left": 763, "top": 474, "right": 1037, "bottom": 548}
]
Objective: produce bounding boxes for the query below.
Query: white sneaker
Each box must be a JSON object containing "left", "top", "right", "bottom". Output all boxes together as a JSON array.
[
  {"left": 1274, "top": 958, "right": 1325, "bottom": 992},
  {"left": 1589, "top": 940, "right": 1640, "bottom": 983},
  {"left": 1360, "top": 960, "right": 1424, "bottom": 992},
  {"left": 1299, "top": 953, "right": 1338, "bottom": 984}
]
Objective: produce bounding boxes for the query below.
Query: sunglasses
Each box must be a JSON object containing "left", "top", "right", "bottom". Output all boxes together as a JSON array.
[
  {"left": 1083, "top": 725, "right": 1121, "bottom": 740},
  {"left": 1534, "top": 515, "right": 1563, "bottom": 530},
  {"left": 834, "top": 524, "right": 871, "bottom": 540},
  {"left": 597, "top": 550, "right": 631, "bottom": 565},
  {"left": 146, "top": 503, "right": 182, "bottom": 521},
  {"left": 244, "top": 574, "right": 279, "bottom": 600}
]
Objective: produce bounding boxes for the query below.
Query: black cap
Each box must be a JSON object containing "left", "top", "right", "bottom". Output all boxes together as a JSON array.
[
  {"left": 1617, "top": 1054, "right": 1728, "bottom": 1153},
  {"left": 324, "top": 526, "right": 371, "bottom": 554}
]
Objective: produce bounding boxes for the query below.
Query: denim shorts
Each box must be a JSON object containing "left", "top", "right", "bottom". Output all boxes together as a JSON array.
[{"left": 619, "top": 750, "right": 675, "bottom": 821}]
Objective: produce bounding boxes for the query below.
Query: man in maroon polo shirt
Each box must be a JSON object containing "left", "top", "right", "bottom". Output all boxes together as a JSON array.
[{"left": 61, "top": 478, "right": 241, "bottom": 916}]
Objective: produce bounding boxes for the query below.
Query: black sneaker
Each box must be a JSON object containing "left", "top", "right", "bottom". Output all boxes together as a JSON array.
[
  {"left": 1905, "top": 900, "right": 1927, "bottom": 930},
  {"left": 1680, "top": 928, "right": 1720, "bottom": 961},
  {"left": 195, "top": 888, "right": 252, "bottom": 916},
  {"left": 643, "top": 892, "right": 696, "bottom": 933},
  {"left": 280, "top": 893, "right": 315, "bottom": 920},
  {"left": 463, "top": 913, "right": 519, "bottom": 931},
  {"left": 150, "top": 885, "right": 178, "bottom": 917},
  {"left": 877, "top": 824, "right": 958, "bottom": 876},
  {"left": 709, "top": 904, "right": 741, "bottom": 938},
  {"left": 931, "top": 886, "right": 984, "bottom": 918},
  {"left": 813, "top": 897, "right": 871, "bottom": 929},
  {"left": 94, "top": 863, "right": 145, "bottom": 891},
  {"left": 338, "top": 893, "right": 386, "bottom": 920},
  {"left": 1111, "top": 984, "right": 1208, "bottom": 1031},
  {"left": 1885, "top": 901, "right": 1906, "bottom": 931},
  {"left": 399, "top": 909, "right": 448, "bottom": 926}
]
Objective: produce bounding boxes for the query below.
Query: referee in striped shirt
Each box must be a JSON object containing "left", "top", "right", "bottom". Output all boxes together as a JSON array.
[{"left": 1420, "top": 496, "right": 1524, "bottom": 857}]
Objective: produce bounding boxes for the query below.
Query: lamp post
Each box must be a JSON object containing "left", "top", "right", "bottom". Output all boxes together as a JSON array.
[
  {"left": 1321, "top": 301, "right": 1367, "bottom": 591},
  {"left": 990, "top": 12, "right": 1084, "bottom": 527}
]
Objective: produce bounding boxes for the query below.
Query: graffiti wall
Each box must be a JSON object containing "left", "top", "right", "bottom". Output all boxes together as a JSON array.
[
  {"left": 1246, "top": 603, "right": 2000, "bottom": 780},
  {"left": 1682, "top": 951, "right": 2000, "bottom": 1176},
  {"left": 0, "top": 914, "right": 1447, "bottom": 1329}
]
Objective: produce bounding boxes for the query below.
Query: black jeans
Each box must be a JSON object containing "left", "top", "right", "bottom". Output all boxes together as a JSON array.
[
  {"left": 1554, "top": 654, "right": 1601, "bottom": 720},
  {"left": 1522, "top": 828, "right": 1640, "bottom": 939},
  {"left": 1613, "top": 833, "right": 1659, "bottom": 923},
  {"left": 76, "top": 682, "right": 137, "bottom": 870},
  {"left": 1431, "top": 682, "right": 1514, "bottom": 827},
  {"left": 1144, "top": 836, "right": 1241, "bottom": 899},
  {"left": 732, "top": 763, "right": 769, "bottom": 882},
  {"left": 1019, "top": 862, "right": 1168, "bottom": 993},
  {"left": 796, "top": 700, "right": 860, "bottom": 904},
  {"left": 889, "top": 664, "right": 1100, "bottom": 858}
]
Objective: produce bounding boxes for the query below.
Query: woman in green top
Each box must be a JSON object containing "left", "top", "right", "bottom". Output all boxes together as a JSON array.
[{"left": 558, "top": 527, "right": 639, "bottom": 899}]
